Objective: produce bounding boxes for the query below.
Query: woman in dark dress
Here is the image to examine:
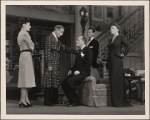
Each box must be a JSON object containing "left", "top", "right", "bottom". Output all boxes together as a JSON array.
[{"left": 107, "top": 23, "right": 131, "bottom": 107}]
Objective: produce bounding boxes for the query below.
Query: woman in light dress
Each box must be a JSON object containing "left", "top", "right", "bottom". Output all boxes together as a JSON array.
[{"left": 17, "top": 17, "right": 35, "bottom": 108}]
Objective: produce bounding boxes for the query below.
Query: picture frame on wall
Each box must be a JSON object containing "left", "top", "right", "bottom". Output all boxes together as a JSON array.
[
  {"left": 107, "top": 7, "right": 114, "bottom": 18},
  {"left": 91, "top": 5, "right": 103, "bottom": 22}
]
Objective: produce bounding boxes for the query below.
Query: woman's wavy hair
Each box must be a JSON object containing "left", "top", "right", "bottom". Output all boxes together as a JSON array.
[{"left": 18, "top": 17, "right": 30, "bottom": 28}]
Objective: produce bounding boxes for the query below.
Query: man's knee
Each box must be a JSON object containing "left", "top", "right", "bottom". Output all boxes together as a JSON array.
[{"left": 67, "top": 77, "right": 76, "bottom": 87}]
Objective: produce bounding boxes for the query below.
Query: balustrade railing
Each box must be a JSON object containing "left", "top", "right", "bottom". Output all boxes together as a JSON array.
[{"left": 97, "top": 6, "right": 144, "bottom": 60}]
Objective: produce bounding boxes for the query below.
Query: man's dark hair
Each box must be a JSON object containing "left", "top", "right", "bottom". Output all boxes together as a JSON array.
[{"left": 88, "top": 26, "right": 96, "bottom": 33}]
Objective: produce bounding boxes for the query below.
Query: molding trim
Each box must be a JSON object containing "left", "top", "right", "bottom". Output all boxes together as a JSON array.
[{"left": 6, "top": 6, "right": 74, "bottom": 23}]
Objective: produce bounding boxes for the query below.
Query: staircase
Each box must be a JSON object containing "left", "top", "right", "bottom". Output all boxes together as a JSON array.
[{"left": 96, "top": 7, "right": 144, "bottom": 62}]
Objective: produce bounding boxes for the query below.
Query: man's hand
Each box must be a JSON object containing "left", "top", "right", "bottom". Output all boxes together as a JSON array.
[
  {"left": 74, "top": 70, "right": 80, "bottom": 75},
  {"left": 120, "top": 53, "right": 124, "bottom": 58},
  {"left": 48, "top": 66, "right": 53, "bottom": 71},
  {"left": 61, "top": 44, "right": 66, "bottom": 50},
  {"left": 68, "top": 70, "right": 72, "bottom": 76}
]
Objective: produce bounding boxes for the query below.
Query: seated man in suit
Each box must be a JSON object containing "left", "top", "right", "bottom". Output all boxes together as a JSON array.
[{"left": 61, "top": 36, "right": 93, "bottom": 106}]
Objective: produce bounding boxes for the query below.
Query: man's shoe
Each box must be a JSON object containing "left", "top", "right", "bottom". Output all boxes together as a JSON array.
[{"left": 66, "top": 103, "right": 78, "bottom": 107}]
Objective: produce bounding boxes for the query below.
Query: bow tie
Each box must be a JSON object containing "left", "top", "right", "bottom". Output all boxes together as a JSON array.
[{"left": 79, "top": 49, "right": 84, "bottom": 53}]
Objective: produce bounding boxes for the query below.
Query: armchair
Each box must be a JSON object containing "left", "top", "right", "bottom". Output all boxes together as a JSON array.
[{"left": 79, "top": 68, "right": 111, "bottom": 107}]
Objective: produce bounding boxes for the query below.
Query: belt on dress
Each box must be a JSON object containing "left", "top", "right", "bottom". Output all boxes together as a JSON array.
[{"left": 20, "top": 49, "right": 32, "bottom": 53}]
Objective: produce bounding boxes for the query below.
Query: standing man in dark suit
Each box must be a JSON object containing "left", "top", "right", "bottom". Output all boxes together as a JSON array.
[
  {"left": 61, "top": 36, "right": 93, "bottom": 106},
  {"left": 87, "top": 27, "right": 99, "bottom": 68}
]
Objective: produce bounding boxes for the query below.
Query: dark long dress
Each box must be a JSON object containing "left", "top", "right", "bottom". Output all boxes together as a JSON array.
[{"left": 107, "top": 35, "right": 131, "bottom": 107}]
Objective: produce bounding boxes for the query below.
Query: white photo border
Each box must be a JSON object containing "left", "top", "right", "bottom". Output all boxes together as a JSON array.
[{"left": 1, "top": 0, "right": 149, "bottom": 119}]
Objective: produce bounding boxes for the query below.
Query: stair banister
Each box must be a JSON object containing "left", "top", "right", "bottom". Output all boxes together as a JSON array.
[{"left": 96, "top": 6, "right": 144, "bottom": 60}]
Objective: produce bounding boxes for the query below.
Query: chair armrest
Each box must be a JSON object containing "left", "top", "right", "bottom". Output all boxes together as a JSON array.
[
  {"left": 82, "top": 76, "right": 96, "bottom": 89},
  {"left": 83, "top": 76, "right": 96, "bottom": 82}
]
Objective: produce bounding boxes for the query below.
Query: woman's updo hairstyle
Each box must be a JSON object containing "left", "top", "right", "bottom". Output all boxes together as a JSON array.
[
  {"left": 19, "top": 17, "right": 30, "bottom": 27},
  {"left": 110, "top": 22, "right": 121, "bottom": 33}
]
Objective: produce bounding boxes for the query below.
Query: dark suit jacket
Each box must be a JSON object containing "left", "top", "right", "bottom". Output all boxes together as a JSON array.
[
  {"left": 87, "top": 39, "right": 99, "bottom": 68},
  {"left": 106, "top": 35, "right": 130, "bottom": 69},
  {"left": 108, "top": 35, "right": 130, "bottom": 57},
  {"left": 71, "top": 47, "right": 93, "bottom": 77}
]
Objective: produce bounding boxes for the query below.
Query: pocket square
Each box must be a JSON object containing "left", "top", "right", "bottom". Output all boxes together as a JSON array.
[{"left": 89, "top": 46, "right": 94, "bottom": 48}]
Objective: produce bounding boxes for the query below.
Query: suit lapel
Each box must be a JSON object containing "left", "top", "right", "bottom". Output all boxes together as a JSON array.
[{"left": 50, "top": 33, "right": 59, "bottom": 45}]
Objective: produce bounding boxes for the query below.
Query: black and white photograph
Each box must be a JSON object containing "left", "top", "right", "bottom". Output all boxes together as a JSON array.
[{"left": 1, "top": 0, "right": 149, "bottom": 119}]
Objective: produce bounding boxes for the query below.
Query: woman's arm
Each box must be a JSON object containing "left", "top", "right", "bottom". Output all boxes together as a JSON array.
[
  {"left": 23, "top": 32, "right": 34, "bottom": 51},
  {"left": 121, "top": 36, "right": 130, "bottom": 56}
]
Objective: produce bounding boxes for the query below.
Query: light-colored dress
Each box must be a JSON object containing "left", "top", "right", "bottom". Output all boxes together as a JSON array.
[{"left": 17, "top": 30, "right": 36, "bottom": 88}]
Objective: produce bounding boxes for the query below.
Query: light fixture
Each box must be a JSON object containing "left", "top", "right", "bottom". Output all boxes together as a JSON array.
[{"left": 79, "top": 6, "right": 88, "bottom": 36}]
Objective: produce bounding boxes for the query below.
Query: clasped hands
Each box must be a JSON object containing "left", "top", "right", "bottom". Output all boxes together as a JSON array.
[{"left": 68, "top": 70, "right": 80, "bottom": 76}]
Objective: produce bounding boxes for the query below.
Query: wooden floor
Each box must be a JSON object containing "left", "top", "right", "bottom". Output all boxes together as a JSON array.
[{"left": 6, "top": 99, "right": 145, "bottom": 115}]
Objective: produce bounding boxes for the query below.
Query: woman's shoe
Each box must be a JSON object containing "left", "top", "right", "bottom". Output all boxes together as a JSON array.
[
  {"left": 26, "top": 102, "right": 33, "bottom": 107},
  {"left": 18, "top": 102, "right": 29, "bottom": 108}
]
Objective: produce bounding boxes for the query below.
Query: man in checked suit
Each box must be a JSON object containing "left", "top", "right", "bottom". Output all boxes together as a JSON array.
[
  {"left": 87, "top": 27, "right": 99, "bottom": 68},
  {"left": 61, "top": 36, "right": 93, "bottom": 106},
  {"left": 43, "top": 25, "right": 65, "bottom": 106}
]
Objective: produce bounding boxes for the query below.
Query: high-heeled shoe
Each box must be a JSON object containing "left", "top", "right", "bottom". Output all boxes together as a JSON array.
[
  {"left": 26, "top": 102, "right": 33, "bottom": 107},
  {"left": 18, "top": 102, "right": 29, "bottom": 108}
]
